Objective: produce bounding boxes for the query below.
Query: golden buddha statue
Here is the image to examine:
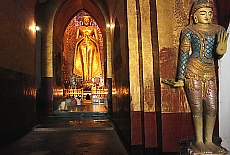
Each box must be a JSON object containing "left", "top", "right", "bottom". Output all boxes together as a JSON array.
[
  {"left": 73, "top": 15, "right": 102, "bottom": 83},
  {"left": 164, "top": 0, "right": 229, "bottom": 153}
]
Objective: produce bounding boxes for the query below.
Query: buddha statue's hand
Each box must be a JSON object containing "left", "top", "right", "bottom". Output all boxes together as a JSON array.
[
  {"left": 162, "top": 79, "right": 184, "bottom": 87},
  {"left": 216, "top": 31, "right": 229, "bottom": 55},
  {"left": 173, "top": 80, "right": 184, "bottom": 87}
]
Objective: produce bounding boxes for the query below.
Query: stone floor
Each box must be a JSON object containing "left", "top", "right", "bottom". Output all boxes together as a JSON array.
[{"left": 0, "top": 104, "right": 128, "bottom": 155}]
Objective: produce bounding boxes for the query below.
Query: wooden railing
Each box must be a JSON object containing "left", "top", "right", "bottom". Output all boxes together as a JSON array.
[{"left": 63, "top": 88, "right": 107, "bottom": 97}]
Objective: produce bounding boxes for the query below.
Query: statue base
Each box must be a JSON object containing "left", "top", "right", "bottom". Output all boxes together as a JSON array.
[
  {"left": 187, "top": 143, "right": 228, "bottom": 155},
  {"left": 179, "top": 140, "right": 229, "bottom": 155}
]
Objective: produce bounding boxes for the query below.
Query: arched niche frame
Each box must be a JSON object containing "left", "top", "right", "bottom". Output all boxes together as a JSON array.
[
  {"left": 51, "top": 0, "right": 111, "bottom": 87},
  {"left": 62, "top": 11, "right": 104, "bottom": 86}
]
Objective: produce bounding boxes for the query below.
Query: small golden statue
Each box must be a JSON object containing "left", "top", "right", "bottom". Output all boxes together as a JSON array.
[
  {"left": 73, "top": 15, "right": 102, "bottom": 83},
  {"left": 163, "top": 0, "right": 229, "bottom": 154}
]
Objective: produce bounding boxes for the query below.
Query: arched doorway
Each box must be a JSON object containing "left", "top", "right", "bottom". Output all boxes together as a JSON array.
[
  {"left": 36, "top": 0, "right": 112, "bottom": 114},
  {"left": 54, "top": 10, "right": 108, "bottom": 112}
]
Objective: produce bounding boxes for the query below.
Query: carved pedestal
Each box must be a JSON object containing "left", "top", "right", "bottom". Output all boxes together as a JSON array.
[
  {"left": 187, "top": 143, "right": 228, "bottom": 155},
  {"left": 179, "top": 140, "right": 229, "bottom": 155}
]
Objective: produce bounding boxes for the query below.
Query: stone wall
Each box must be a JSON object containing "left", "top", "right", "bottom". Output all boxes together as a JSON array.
[
  {"left": 106, "top": 0, "right": 131, "bottom": 149},
  {"left": 0, "top": 0, "right": 36, "bottom": 148}
]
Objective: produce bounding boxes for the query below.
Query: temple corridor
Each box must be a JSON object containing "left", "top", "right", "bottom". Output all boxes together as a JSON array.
[
  {"left": 0, "top": 0, "right": 230, "bottom": 154},
  {"left": 0, "top": 114, "right": 128, "bottom": 154}
]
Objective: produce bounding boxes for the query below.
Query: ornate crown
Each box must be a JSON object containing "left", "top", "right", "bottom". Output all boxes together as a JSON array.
[{"left": 191, "top": 0, "right": 214, "bottom": 14}]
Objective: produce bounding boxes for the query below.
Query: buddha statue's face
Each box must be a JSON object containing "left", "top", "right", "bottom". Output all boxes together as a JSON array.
[
  {"left": 82, "top": 16, "right": 91, "bottom": 26},
  {"left": 193, "top": 7, "right": 213, "bottom": 24}
]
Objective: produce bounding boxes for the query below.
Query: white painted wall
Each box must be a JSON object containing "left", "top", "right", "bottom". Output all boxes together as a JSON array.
[{"left": 218, "top": 23, "right": 230, "bottom": 151}]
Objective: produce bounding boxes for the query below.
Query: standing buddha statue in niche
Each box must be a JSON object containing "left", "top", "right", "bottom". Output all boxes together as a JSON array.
[
  {"left": 163, "top": 0, "right": 229, "bottom": 154},
  {"left": 73, "top": 15, "right": 102, "bottom": 83}
]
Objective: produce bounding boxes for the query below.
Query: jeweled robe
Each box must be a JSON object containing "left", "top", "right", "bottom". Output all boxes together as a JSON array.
[{"left": 177, "top": 24, "right": 225, "bottom": 117}]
